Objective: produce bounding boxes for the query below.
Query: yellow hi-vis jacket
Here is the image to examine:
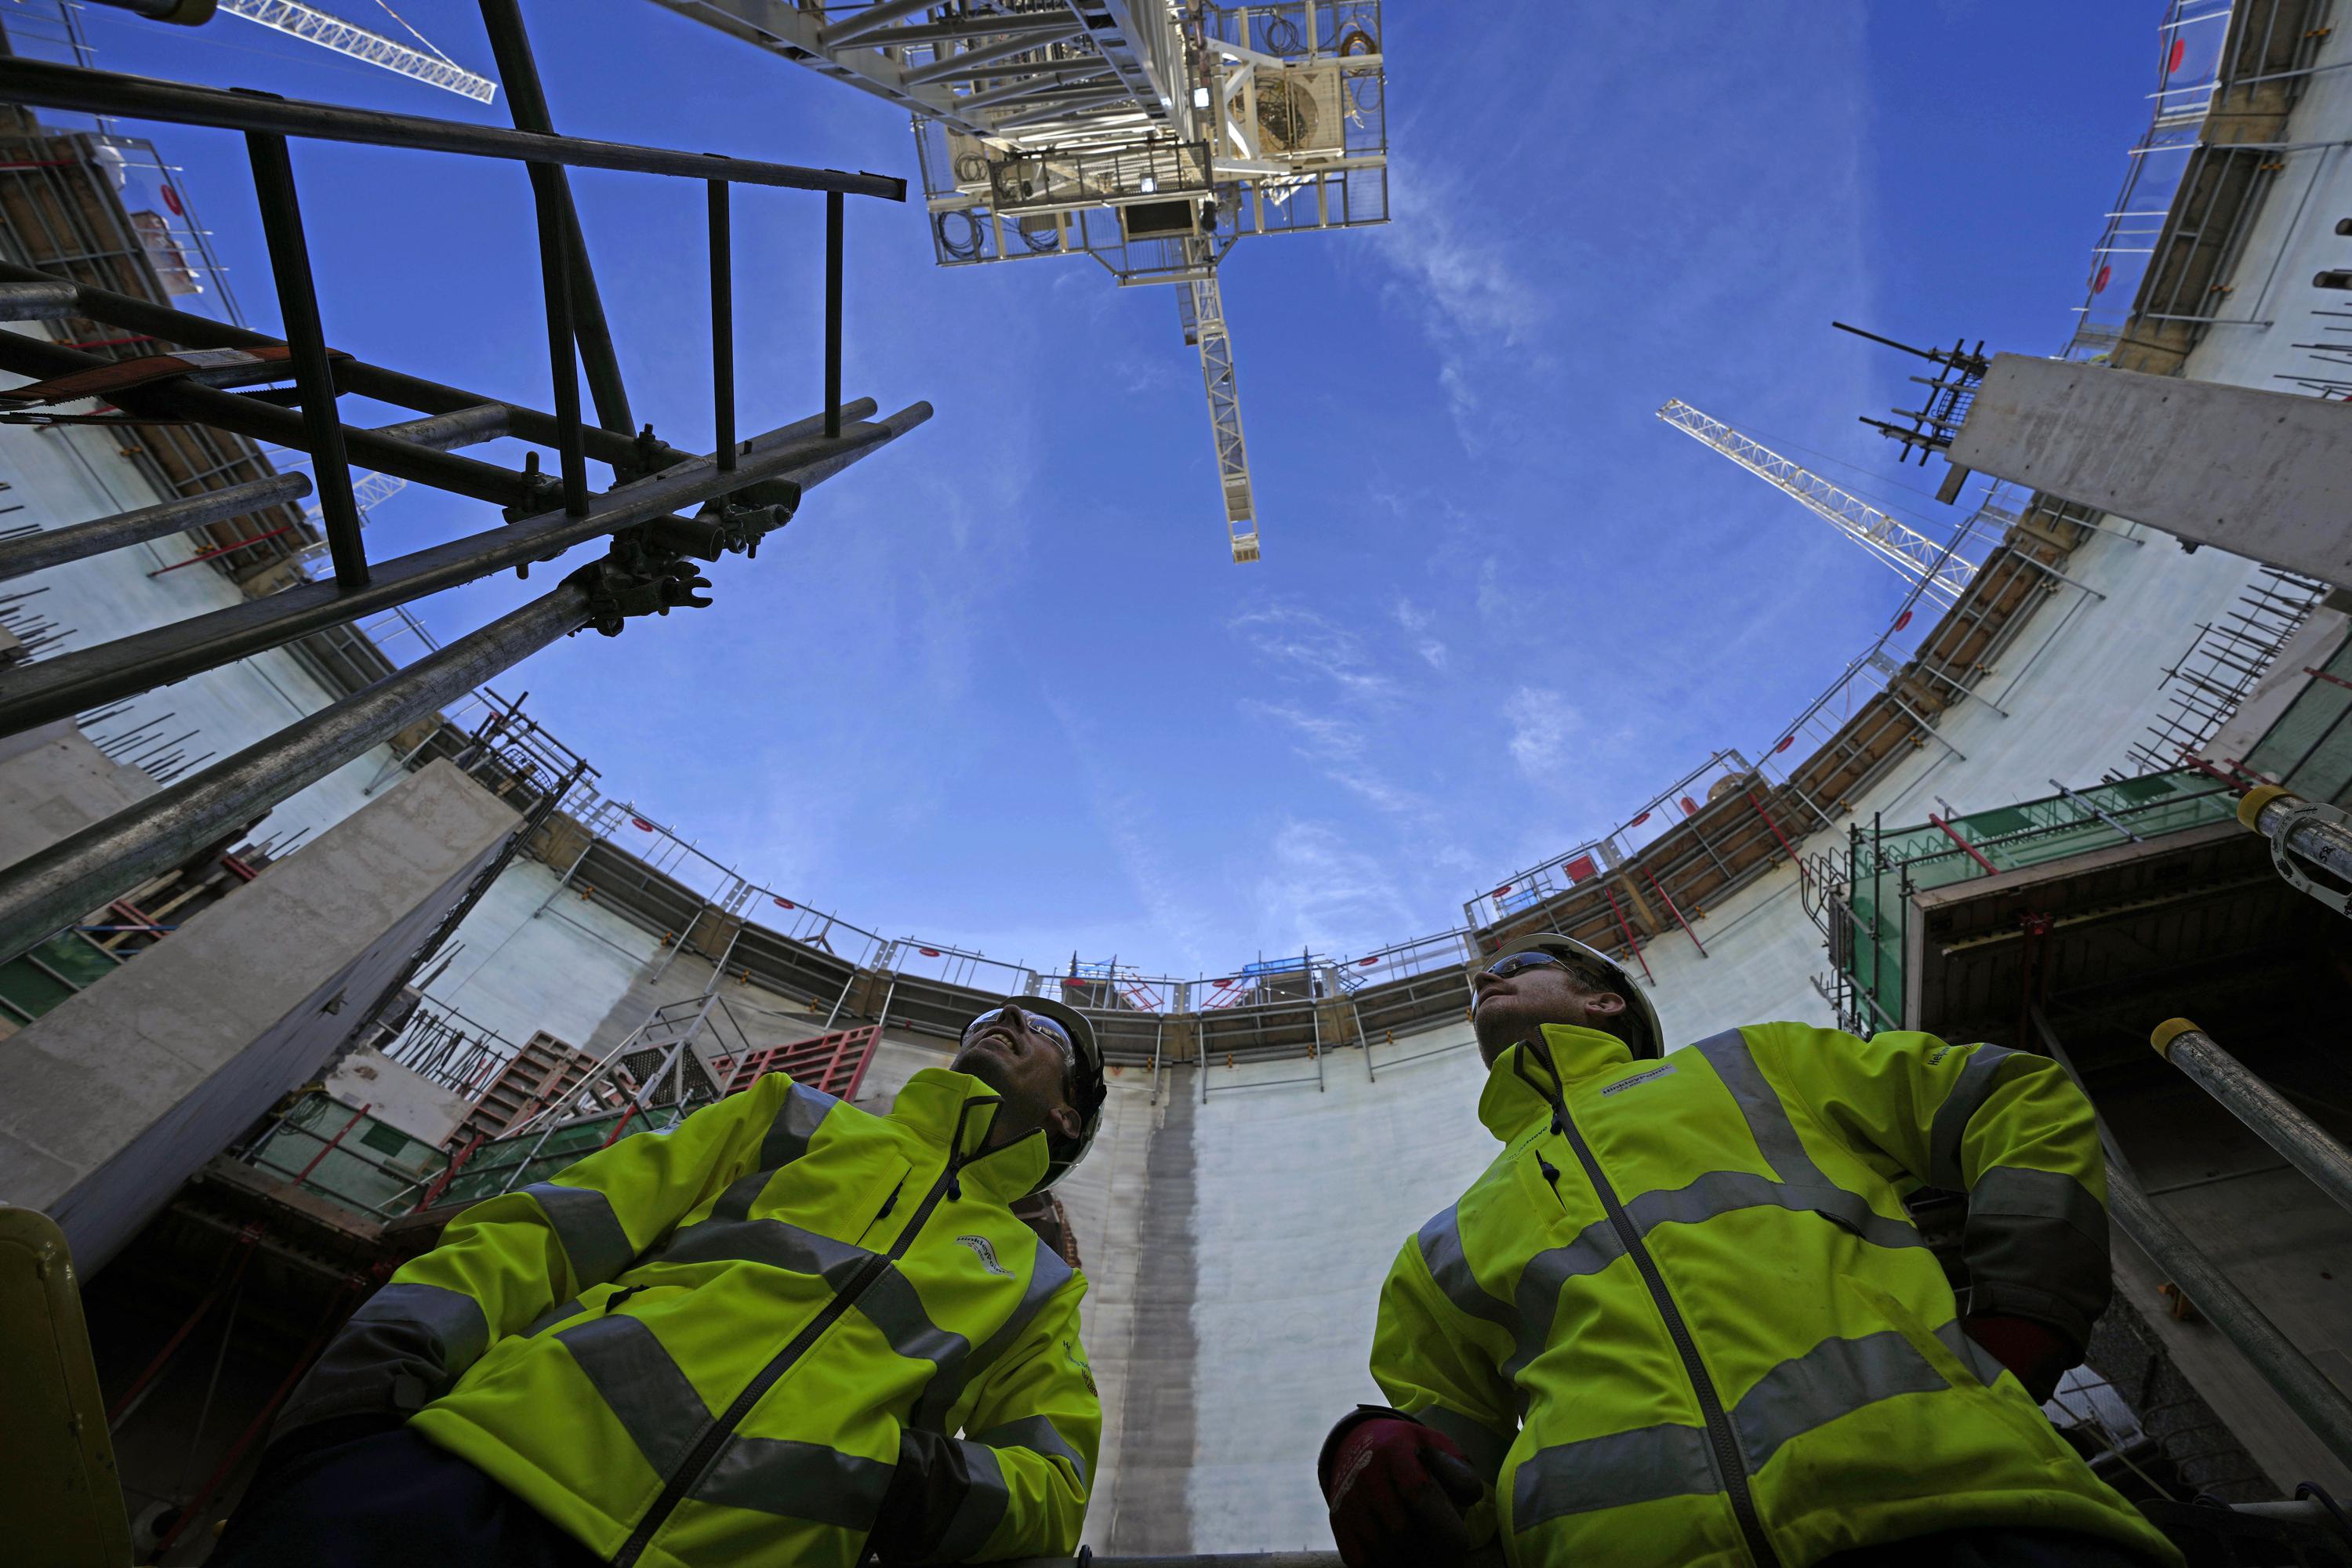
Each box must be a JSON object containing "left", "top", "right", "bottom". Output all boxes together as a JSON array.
[
  {"left": 273, "top": 1069, "right": 1099, "bottom": 1568},
  {"left": 1370, "top": 1022, "right": 2180, "bottom": 1568}
]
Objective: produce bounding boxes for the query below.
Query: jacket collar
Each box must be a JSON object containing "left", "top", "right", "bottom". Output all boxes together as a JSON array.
[
  {"left": 889, "top": 1067, "right": 1050, "bottom": 1201},
  {"left": 1476, "top": 1023, "right": 1638, "bottom": 1142}
]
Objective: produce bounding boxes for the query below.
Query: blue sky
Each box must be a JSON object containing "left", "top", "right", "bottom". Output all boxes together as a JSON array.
[{"left": 29, "top": 1, "right": 2156, "bottom": 978}]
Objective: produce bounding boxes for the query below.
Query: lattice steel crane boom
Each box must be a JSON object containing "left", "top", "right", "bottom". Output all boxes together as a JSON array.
[
  {"left": 216, "top": 1, "right": 496, "bottom": 103},
  {"left": 1178, "top": 245, "right": 1257, "bottom": 562},
  {"left": 1656, "top": 399, "right": 1973, "bottom": 605}
]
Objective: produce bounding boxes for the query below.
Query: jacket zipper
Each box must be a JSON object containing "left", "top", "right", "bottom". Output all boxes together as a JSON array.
[
  {"left": 612, "top": 1122, "right": 986, "bottom": 1566},
  {"left": 1549, "top": 1102, "right": 1782, "bottom": 1568}
]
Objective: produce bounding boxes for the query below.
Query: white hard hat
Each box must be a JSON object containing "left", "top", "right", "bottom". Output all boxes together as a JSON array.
[{"left": 1478, "top": 934, "right": 1664, "bottom": 1061}]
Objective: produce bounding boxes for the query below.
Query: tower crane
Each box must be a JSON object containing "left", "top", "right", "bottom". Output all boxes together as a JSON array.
[
  {"left": 642, "top": 0, "right": 1389, "bottom": 563},
  {"left": 94, "top": 0, "right": 495, "bottom": 101},
  {"left": 1656, "top": 399, "right": 1975, "bottom": 607}
]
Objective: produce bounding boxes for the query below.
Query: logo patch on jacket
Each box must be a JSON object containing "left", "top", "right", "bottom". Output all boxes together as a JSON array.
[
  {"left": 956, "top": 1234, "right": 1011, "bottom": 1276},
  {"left": 1601, "top": 1064, "right": 1677, "bottom": 1097}
]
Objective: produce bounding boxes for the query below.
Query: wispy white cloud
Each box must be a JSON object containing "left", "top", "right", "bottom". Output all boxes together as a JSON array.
[
  {"left": 1392, "top": 597, "right": 1449, "bottom": 669},
  {"left": 1251, "top": 818, "right": 1419, "bottom": 953},
  {"left": 1242, "top": 698, "right": 1366, "bottom": 760},
  {"left": 1504, "top": 686, "right": 1581, "bottom": 779},
  {"left": 1371, "top": 153, "right": 1552, "bottom": 450},
  {"left": 1229, "top": 603, "right": 1399, "bottom": 705}
]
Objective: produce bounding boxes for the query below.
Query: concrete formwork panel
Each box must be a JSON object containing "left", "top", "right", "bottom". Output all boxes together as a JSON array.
[
  {"left": 0, "top": 760, "right": 520, "bottom": 1269},
  {"left": 0, "top": 717, "right": 156, "bottom": 873}
]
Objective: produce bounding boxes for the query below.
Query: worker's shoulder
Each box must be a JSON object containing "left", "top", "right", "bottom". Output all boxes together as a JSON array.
[{"left": 1662, "top": 1019, "right": 1849, "bottom": 1058}]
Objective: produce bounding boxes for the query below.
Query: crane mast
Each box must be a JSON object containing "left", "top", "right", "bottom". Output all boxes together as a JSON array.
[{"left": 1657, "top": 399, "right": 1974, "bottom": 605}]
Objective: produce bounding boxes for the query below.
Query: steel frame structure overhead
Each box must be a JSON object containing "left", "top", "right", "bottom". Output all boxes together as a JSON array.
[
  {"left": 1658, "top": 399, "right": 1978, "bottom": 607},
  {"left": 0, "top": 29, "right": 924, "bottom": 967},
  {"left": 644, "top": 0, "right": 1388, "bottom": 562}
]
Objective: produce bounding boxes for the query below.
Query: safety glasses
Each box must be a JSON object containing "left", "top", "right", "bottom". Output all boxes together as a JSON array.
[
  {"left": 962, "top": 1005, "right": 1074, "bottom": 1061},
  {"left": 1481, "top": 950, "right": 1569, "bottom": 982}
]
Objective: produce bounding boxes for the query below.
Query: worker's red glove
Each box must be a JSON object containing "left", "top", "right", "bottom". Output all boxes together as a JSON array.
[
  {"left": 1317, "top": 1407, "right": 1483, "bottom": 1568},
  {"left": 1963, "top": 1312, "right": 2078, "bottom": 1403}
]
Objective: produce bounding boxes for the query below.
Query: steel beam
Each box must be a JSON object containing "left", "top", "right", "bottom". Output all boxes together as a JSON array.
[
  {"left": 0, "top": 328, "right": 539, "bottom": 509},
  {"left": 862, "top": 13, "right": 1086, "bottom": 47},
  {"left": 0, "top": 473, "right": 310, "bottom": 584},
  {"left": 0, "top": 281, "right": 76, "bottom": 320},
  {"left": 478, "top": 0, "right": 637, "bottom": 437},
  {"left": 245, "top": 129, "right": 368, "bottom": 590},
  {"left": 899, "top": 26, "right": 1084, "bottom": 88},
  {"left": 0, "top": 401, "right": 922, "bottom": 735},
  {"left": 376, "top": 405, "right": 508, "bottom": 450},
  {"left": 0, "top": 262, "right": 695, "bottom": 477},
  {"left": 644, "top": 0, "right": 996, "bottom": 137},
  {"left": 0, "top": 585, "right": 590, "bottom": 964},
  {"left": 820, "top": 0, "right": 934, "bottom": 47},
  {"left": 0, "top": 57, "right": 906, "bottom": 198}
]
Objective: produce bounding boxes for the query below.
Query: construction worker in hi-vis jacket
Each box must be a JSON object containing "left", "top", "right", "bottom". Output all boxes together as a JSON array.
[
  {"left": 1317, "top": 934, "right": 2183, "bottom": 1568},
  {"left": 212, "top": 996, "right": 1109, "bottom": 1568}
]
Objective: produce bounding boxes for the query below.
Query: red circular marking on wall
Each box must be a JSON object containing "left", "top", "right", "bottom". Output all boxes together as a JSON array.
[
  {"left": 1894, "top": 609, "right": 1913, "bottom": 632},
  {"left": 2168, "top": 37, "right": 2187, "bottom": 74},
  {"left": 2094, "top": 264, "right": 2111, "bottom": 295},
  {"left": 162, "top": 184, "right": 183, "bottom": 216}
]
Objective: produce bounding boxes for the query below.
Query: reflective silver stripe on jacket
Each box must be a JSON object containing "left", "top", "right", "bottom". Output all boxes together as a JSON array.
[
  {"left": 710, "top": 1082, "right": 840, "bottom": 1223},
  {"left": 1504, "top": 1231, "right": 1621, "bottom": 1381},
  {"left": 1962, "top": 1164, "right": 2111, "bottom": 1341},
  {"left": 521, "top": 1181, "right": 637, "bottom": 1287},
  {"left": 1929, "top": 1044, "right": 2020, "bottom": 1189},
  {"left": 912, "top": 1245, "right": 1075, "bottom": 1432},
  {"left": 558, "top": 1312, "right": 896, "bottom": 1530},
  {"left": 1515, "top": 1322, "right": 1981, "bottom": 1530},
  {"left": 275, "top": 1280, "right": 492, "bottom": 1431},
  {"left": 648, "top": 1214, "right": 870, "bottom": 1289},
  {"left": 1513, "top": 1422, "right": 1718, "bottom": 1527},
  {"left": 1684, "top": 1030, "right": 1925, "bottom": 1250},
  {"left": 1731, "top": 1328, "right": 1947, "bottom": 1472},
  {"left": 973, "top": 1414, "right": 1090, "bottom": 1488},
  {"left": 644, "top": 1214, "right": 1040, "bottom": 1395},
  {"left": 556, "top": 1313, "right": 712, "bottom": 1479},
  {"left": 691, "top": 1433, "right": 892, "bottom": 1528},
  {"left": 1416, "top": 1205, "right": 1517, "bottom": 1336},
  {"left": 931, "top": 1441, "right": 1010, "bottom": 1560}
]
